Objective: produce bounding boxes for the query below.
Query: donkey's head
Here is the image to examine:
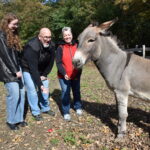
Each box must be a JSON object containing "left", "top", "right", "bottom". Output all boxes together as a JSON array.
[{"left": 73, "top": 18, "right": 118, "bottom": 69}]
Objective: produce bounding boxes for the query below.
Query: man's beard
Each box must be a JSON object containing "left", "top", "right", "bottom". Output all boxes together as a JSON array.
[{"left": 43, "top": 43, "right": 49, "bottom": 48}]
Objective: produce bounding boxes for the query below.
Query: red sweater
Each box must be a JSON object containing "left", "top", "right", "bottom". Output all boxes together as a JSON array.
[{"left": 56, "top": 41, "right": 81, "bottom": 79}]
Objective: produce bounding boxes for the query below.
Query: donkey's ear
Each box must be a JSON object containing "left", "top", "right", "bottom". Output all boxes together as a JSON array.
[{"left": 98, "top": 17, "right": 118, "bottom": 33}]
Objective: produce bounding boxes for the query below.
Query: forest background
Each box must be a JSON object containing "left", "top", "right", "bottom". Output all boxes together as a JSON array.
[{"left": 0, "top": 0, "right": 149, "bottom": 48}]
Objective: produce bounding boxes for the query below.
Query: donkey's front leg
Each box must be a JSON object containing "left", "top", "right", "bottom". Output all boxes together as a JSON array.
[{"left": 115, "top": 90, "right": 128, "bottom": 138}]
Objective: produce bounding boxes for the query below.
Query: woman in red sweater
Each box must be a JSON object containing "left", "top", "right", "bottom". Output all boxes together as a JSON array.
[{"left": 56, "top": 27, "right": 83, "bottom": 121}]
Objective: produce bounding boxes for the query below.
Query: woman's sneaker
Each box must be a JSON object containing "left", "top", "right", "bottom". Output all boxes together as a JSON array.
[
  {"left": 64, "top": 114, "right": 71, "bottom": 121},
  {"left": 76, "top": 109, "right": 83, "bottom": 115}
]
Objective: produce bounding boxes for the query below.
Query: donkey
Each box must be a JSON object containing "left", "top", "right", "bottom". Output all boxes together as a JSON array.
[{"left": 73, "top": 18, "right": 150, "bottom": 139}]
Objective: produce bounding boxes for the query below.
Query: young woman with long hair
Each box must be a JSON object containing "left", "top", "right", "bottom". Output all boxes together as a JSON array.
[{"left": 0, "top": 13, "right": 27, "bottom": 130}]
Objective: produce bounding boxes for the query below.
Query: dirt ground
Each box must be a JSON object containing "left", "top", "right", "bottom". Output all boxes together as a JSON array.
[{"left": 0, "top": 62, "right": 149, "bottom": 150}]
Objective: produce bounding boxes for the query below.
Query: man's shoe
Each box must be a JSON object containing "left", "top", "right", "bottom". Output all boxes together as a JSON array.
[
  {"left": 19, "top": 121, "right": 28, "bottom": 127},
  {"left": 6, "top": 122, "right": 19, "bottom": 130},
  {"left": 43, "top": 110, "right": 55, "bottom": 116},
  {"left": 64, "top": 114, "right": 71, "bottom": 121},
  {"left": 33, "top": 115, "right": 43, "bottom": 121}
]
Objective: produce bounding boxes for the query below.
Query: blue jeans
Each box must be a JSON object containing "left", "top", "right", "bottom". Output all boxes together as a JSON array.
[
  {"left": 59, "top": 78, "right": 82, "bottom": 115},
  {"left": 5, "top": 79, "right": 25, "bottom": 124},
  {"left": 23, "top": 72, "right": 50, "bottom": 116}
]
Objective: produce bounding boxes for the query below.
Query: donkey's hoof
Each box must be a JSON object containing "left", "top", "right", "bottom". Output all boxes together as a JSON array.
[
  {"left": 117, "top": 133, "right": 124, "bottom": 138},
  {"left": 116, "top": 131, "right": 126, "bottom": 140}
]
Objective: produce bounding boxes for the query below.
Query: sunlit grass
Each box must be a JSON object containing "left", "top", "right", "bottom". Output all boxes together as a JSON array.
[{"left": 48, "top": 62, "right": 58, "bottom": 80}]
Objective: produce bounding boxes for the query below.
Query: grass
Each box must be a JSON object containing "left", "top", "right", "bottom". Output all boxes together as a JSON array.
[
  {"left": 50, "top": 138, "right": 60, "bottom": 145},
  {"left": 63, "top": 131, "right": 77, "bottom": 145},
  {"left": 79, "top": 135, "right": 93, "bottom": 144},
  {"left": 0, "top": 82, "right": 3, "bottom": 85}
]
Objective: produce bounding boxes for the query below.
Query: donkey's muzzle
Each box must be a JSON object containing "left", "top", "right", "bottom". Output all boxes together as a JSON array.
[{"left": 72, "top": 59, "right": 83, "bottom": 69}]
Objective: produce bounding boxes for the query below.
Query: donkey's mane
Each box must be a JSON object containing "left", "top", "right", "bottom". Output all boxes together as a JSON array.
[{"left": 111, "top": 35, "right": 125, "bottom": 49}]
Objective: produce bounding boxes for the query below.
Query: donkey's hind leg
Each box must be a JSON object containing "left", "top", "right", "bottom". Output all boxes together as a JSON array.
[{"left": 115, "top": 90, "right": 128, "bottom": 138}]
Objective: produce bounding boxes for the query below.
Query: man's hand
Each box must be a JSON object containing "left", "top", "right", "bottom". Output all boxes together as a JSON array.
[
  {"left": 40, "top": 76, "right": 47, "bottom": 81},
  {"left": 16, "top": 71, "right": 22, "bottom": 78},
  {"left": 41, "top": 85, "right": 49, "bottom": 94}
]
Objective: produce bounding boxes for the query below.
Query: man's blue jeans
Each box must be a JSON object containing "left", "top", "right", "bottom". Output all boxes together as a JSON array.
[
  {"left": 23, "top": 72, "right": 50, "bottom": 116},
  {"left": 5, "top": 80, "right": 25, "bottom": 124},
  {"left": 59, "top": 78, "right": 82, "bottom": 115}
]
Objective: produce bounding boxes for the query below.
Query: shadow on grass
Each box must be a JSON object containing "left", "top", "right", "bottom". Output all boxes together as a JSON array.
[
  {"left": 82, "top": 100, "right": 150, "bottom": 136},
  {"left": 51, "top": 89, "right": 150, "bottom": 136},
  {"left": 51, "top": 89, "right": 62, "bottom": 115}
]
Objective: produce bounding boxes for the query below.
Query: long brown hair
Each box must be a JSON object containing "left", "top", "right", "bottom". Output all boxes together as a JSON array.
[{"left": 0, "top": 13, "right": 22, "bottom": 51}]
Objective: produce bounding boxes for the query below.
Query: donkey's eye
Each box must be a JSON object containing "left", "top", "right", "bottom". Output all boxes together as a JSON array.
[{"left": 88, "top": 39, "right": 95, "bottom": 43}]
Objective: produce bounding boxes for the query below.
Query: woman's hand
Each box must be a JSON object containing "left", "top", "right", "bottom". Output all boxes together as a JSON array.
[{"left": 64, "top": 74, "right": 70, "bottom": 80}]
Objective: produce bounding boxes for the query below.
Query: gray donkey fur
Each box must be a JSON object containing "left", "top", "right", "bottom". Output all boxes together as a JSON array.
[{"left": 73, "top": 19, "right": 150, "bottom": 139}]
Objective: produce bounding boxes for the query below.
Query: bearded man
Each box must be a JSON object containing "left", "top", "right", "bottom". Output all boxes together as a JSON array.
[{"left": 21, "top": 28, "right": 55, "bottom": 121}]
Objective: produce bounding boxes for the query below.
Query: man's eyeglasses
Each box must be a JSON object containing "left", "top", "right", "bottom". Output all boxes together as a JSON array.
[{"left": 42, "top": 36, "right": 51, "bottom": 39}]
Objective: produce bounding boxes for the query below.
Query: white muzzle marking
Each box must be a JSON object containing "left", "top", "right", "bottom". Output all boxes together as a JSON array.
[{"left": 74, "top": 51, "right": 86, "bottom": 65}]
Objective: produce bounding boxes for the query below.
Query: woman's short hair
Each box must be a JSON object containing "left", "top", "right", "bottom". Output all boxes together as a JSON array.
[{"left": 62, "top": 27, "right": 72, "bottom": 34}]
